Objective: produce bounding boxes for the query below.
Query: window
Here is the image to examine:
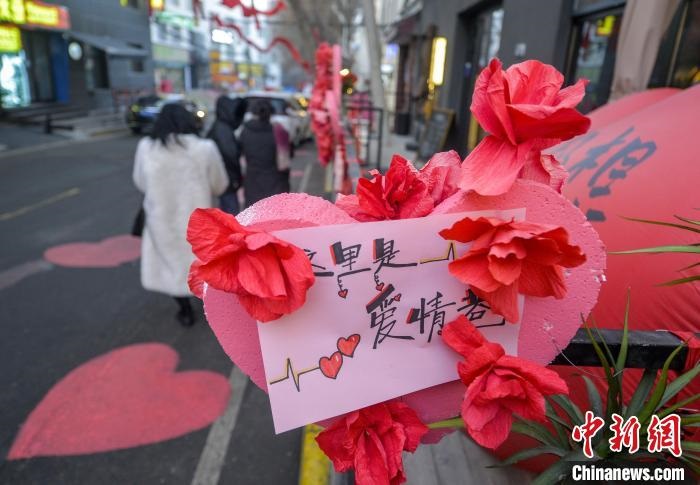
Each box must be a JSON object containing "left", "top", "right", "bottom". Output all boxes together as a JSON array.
[{"left": 567, "top": 9, "right": 623, "bottom": 112}]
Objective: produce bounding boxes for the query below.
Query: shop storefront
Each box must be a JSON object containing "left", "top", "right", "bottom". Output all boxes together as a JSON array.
[
  {"left": 152, "top": 43, "right": 190, "bottom": 94},
  {"left": 0, "top": 0, "right": 71, "bottom": 109}
]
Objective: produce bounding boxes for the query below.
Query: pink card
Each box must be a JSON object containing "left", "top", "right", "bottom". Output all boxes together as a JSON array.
[{"left": 258, "top": 209, "right": 526, "bottom": 433}]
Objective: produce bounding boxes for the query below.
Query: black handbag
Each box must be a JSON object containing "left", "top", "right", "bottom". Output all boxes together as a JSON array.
[{"left": 131, "top": 206, "right": 145, "bottom": 237}]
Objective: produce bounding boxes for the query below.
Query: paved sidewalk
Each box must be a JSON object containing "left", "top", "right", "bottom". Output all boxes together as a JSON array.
[{"left": 0, "top": 123, "right": 68, "bottom": 152}]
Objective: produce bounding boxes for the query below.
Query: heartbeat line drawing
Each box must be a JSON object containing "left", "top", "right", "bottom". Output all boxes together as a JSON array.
[
  {"left": 268, "top": 359, "right": 320, "bottom": 392},
  {"left": 268, "top": 334, "right": 361, "bottom": 391},
  {"left": 420, "top": 241, "right": 456, "bottom": 264}
]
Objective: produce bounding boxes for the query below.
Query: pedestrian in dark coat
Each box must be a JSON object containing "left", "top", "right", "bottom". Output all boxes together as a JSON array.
[
  {"left": 207, "top": 96, "right": 247, "bottom": 214},
  {"left": 239, "top": 100, "right": 288, "bottom": 206}
]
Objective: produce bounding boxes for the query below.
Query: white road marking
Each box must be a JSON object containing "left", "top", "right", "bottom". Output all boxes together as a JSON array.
[
  {"left": 0, "top": 259, "right": 53, "bottom": 291},
  {"left": 299, "top": 161, "right": 313, "bottom": 194},
  {"left": 0, "top": 188, "right": 80, "bottom": 222},
  {"left": 191, "top": 366, "right": 249, "bottom": 485}
]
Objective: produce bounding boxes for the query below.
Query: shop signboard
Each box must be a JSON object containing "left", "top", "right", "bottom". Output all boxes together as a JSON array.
[
  {"left": 0, "top": 0, "right": 70, "bottom": 30},
  {"left": 0, "top": 24, "right": 21, "bottom": 53}
]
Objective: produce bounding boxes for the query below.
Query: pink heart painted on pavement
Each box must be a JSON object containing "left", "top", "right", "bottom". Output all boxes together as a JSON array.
[
  {"left": 8, "top": 343, "right": 230, "bottom": 459},
  {"left": 44, "top": 235, "right": 141, "bottom": 268},
  {"left": 202, "top": 184, "right": 605, "bottom": 440}
]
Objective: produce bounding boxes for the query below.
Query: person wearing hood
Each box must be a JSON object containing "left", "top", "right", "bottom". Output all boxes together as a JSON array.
[
  {"left": 239, "top": 100, "right": 290, "bottom": 207},
  {"left": 207, "top": 96, "right": 247, "bottom": 214}
]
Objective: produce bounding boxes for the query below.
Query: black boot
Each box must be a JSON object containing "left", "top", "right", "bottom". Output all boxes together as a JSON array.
[{"left": 174, "top": 297, "right": 195, "bottom": 327}]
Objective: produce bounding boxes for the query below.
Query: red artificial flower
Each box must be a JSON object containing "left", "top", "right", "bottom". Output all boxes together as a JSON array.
[
  {"left": 440, "top": 216, "right": 586, "bottom": 322},
  {"left": 443, "top": 316, "right": 568, "bottom": 449},
  {"left": 186, "top": 208, "right": 315, "bottom": 322},
  {"left": 460, "top": 58, "right": 590, "bottom": 196},
  {"left": 416, "top": 150, "right": 462, "bottom": 205},
  {"left": 335, "top": 155, "right": 434, "bottom": 221},
  {"left": 316, "top": 401, "right": 428, "bottom": 485}
]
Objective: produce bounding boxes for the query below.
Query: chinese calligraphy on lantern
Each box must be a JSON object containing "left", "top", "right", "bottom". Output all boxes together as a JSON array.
[{"left": 256, "top": 209, "right": 525, "bottom": 433}]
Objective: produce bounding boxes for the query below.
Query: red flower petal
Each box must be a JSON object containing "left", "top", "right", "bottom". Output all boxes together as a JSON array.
[
  {"left": 459, "top": 136, "right": 533, "bottom": 196},
  {"left": 187, "top": 208, "right": 247, "bottom": 262},
  {"left": 442, "top": 315, "right": 486, "bottom": 357},
  {"left": 439, "top": 216, "right": 497, "bottom": 244},
  {"left": 518, "top": 259, "right": 567, "bottom": 298},
  {"left": 473, "top": 284, "right": 520, "bottom": 323},
  {"left": 448, "top": 252, "right": 502, "bottom": 292},
  {"left": 471, "top": 58, "right": 516, "bottom": 144},
  {"left": 418, "top": 150, "right": 462, "bottom": 205}
]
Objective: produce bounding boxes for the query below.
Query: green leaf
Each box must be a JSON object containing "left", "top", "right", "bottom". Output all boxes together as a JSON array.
[
  {"left": 681, "top": 414, "right": 700, "bottom": 426},
  {"left": 657, "top": 274, "right": 700, "bottom": 286},
  {"left": 611, "top": 245, "right": 700, "bottom": 254},
  {"left": 615, "top": 290, "right": 631, "bottom": 372},
  {"left": 532, "top": 459, "right": 574, "bottom": 485},
  {"left": 682, "top": 441, "right": 700, "bottom": 452},
  {"left": 621, "top": 215, "right": 700, "bottom": 234},
  {"left": 496, "top": 446, "right": 566, "bottom": 467},
  {"left": 659, "top": 363, "right": 700, "bottom": 408},
  {"left": 637, "top": 343, "right": 685, "bottom": 423},
  {"left": 549, "top": 395, "right": 584, "bottom": 425},
  {"left": 675, "top": 214, "right": 700, "bottom": 226},
  {"left": 582, "top": 376, "right": 603, "bottom": 418},
  {"left": 657, "top": 394, "right": 700, "bottom": 418},
  {"left": 676, "top": 455, "right": 700, "bottom": 476},
  {"left": 679, "top": 261, "right": 700, "bottom": 272},
  {"left": 511, "top": 420, "right": 561, "bottom": 447},
  {"left": 546, "top": 400, "right": 574, "bottom": 431},
  {"left": 625, "top": 368, "right": 657, "bottom": 418}
]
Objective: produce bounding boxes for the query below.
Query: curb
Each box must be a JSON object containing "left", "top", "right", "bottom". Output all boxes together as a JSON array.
[{"left": 0, "top": 131, "right": 131, "bottom": 159}]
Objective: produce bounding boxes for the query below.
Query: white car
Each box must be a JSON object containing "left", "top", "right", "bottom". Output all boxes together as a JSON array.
[{"left": 235, "top": 91, "right": 309, "bottom": 147}]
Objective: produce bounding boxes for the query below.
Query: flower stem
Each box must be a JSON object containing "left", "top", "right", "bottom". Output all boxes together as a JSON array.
[{"left": 427, "top": 417, "right": 464, "bottom": 429}]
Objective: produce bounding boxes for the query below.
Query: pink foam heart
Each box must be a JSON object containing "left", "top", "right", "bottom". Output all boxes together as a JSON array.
[
  {"left": 203, "top": 183, "right": 605, "bottom": 438},
  {"left": 44, "top": 235, "right": 141, "bottom": 268},
  {"left": 8, "top": 343, "right": 230, "bottom": 459}
]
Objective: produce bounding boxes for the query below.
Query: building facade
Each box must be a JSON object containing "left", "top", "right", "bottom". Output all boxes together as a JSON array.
[
  {"left": 0, "top": 0, "right": 154, "bottom": 111},
  {"left": 384, "top": 0, "right": 699, "bottom": 156}
]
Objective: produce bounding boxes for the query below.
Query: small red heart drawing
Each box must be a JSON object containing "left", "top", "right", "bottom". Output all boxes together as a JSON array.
[
  {"left": 394, "top": 294, "right": 402, "bottom": 302},
  {"left": 8, "top": 343, "right": 230, "bottom": 459},
  {"left": 44, "top": 235, "right": 141, "bottom": 268},
  {"left": 337, "top": 289, "right": 348, "bottom": 299},
  {"left": 319, "top": 352, "right": 343, "bottom": 379},
  {"left": 375, "top": 283, "right": 384, "bottom": 291},
  {"left": 337, "top": 334, "right": 361, "bottom": 358}
]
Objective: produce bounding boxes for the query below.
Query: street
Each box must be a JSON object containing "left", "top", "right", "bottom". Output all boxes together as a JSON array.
[{"left": 0, "top": 135, "right": 324, "bottom": 484}]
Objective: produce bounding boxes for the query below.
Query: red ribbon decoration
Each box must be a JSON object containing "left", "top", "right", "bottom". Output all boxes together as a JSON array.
[
  {"left": 211, "top": 15, "right": 310, "bottom": 72},
  {"left": 220, "top": 0, "right": 286, "bottom": 29}
]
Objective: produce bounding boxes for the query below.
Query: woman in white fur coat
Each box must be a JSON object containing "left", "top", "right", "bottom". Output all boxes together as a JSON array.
[{"left": 133, "top": 103, "right": 228, "bottom": 326}]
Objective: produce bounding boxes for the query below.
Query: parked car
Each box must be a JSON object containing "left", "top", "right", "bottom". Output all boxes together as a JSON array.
[
  {"left": 126, "top": 95, "right": 207, "bottom": 134},
  {"left": 235, "top": 92, "right": 309, "bottom": 147}
]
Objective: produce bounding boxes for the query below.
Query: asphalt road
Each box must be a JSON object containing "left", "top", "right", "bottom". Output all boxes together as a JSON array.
[{"left": 0, "top": 134, "right": 324, "bottom": 484}]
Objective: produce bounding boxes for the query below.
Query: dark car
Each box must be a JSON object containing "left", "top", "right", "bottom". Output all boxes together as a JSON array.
[{"left": 126, "top": 95, "right": 207, "bottom": 134}]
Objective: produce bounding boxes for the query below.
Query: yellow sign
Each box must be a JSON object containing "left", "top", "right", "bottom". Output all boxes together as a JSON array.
[
  {"left": 0, "top": 0, "right": 69, "bottom": 28},
  {"left": 150, "top": 0, "right": 164, "bottom": 12},
  {"left": 0, "top": 24, "right": 21, "bottom": 52},
  {"left": 26, "top": 0, "right": 58, "bottom": 26},
  {"left": 0, "top": 0, "right": 27, "bottom": 24},
  {"left": 596, "top": 15, "right": 616, "bottom": 37}
]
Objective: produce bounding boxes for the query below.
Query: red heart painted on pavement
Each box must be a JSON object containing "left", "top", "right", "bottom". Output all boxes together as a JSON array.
[
  {"left": 337, "top": 334, "right": 361, "bottom": 358},
  {"left": 8, "top": 343, "right": 230, "bottom": 459},
  {"left": 337, "top": 289, "right": 348, "bottom": 299},
  {"left": 44, "top": 235, "right": 141, "bottom": 268},
  {"left": 375, "top": 283, "right": 384, "bottom": 291},
  {"left": 319, "top": 352, "right": 343, "bottom": 379}
]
